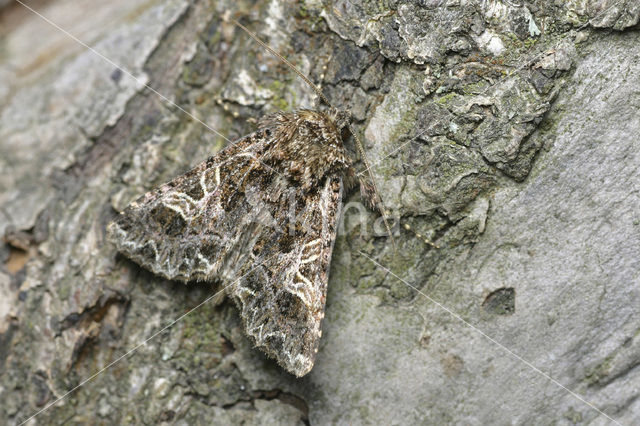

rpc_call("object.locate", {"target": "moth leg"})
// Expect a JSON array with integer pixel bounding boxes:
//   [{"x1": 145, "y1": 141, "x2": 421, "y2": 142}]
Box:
[
  {"x1": 345, "y1": 165, "x2": 384, "y2": 215},
  {"x1": 358, "y1": 174, "x2": 383, "y2": 215}
]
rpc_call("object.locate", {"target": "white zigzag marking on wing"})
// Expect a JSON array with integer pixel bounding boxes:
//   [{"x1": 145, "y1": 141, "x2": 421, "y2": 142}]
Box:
[
  {"x1": 304, "y1": 238, "x2": 322, "y2": 248},
  {"x1": 292, "y1": 273, "x2": 313, "y2": 307},
  {"x1": 200, "y1": 168, "x2": 210, "y2": 197},
  {"x1": 144, "y1": 240, "x2": 159, "y2": 264},
  {"x1": 301, "y1": 254, "x2": 319, "y2": 264},
  {"x1": 196, "y1": 252, "x2": 213, "y2": 274},
  {"x1": 163, "y1": 151, "x2": 266, "y2": 224},
  {"x1": 113, "y1": 225, "x2": 160, "y2": 265},
  {"x1": 162, "y1": 192, "x2": 199, "y2": 222},
  {"x1": 295, "y1": 271, "x2": 313, "y2": 287},
  {"x1": 200, "y1": 166, "x2": 223, "y2": 196}
]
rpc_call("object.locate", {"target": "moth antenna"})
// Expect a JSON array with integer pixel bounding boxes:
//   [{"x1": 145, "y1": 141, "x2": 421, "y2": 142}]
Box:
[
  {"x1": 402, "y1": 223, "x2": 440, "y2": 249},
  {"x1": 231, "y1": 18, "x2": 330, "y2": 106},
  {"x1": 313, "y1": 61, "x2": 330, "y2": 109},
  {"x1": 348, "y1": 126, "x2": 396, "y2": 249},
  {"x1": 231, "y1": 17, "x2": 396, "y2": 249}
]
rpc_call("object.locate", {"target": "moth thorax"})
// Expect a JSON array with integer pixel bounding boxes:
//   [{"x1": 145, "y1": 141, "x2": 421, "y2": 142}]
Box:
[
  {"x1": 278, "y1": 111, "x2": 350, "y2": 183},
  {"x1": 326, "y1": 107, "x2": 350, "y2": 131}
]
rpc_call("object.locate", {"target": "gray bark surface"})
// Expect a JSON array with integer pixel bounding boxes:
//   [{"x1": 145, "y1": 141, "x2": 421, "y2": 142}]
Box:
[{"x1": 0, "y1": 0, "x2": 638, "y2": 424}]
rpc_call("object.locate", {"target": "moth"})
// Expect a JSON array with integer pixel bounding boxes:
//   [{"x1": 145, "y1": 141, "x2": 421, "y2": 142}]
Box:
[{"x1": 107, "y1": 19, "x2": 390, "y2": 377}]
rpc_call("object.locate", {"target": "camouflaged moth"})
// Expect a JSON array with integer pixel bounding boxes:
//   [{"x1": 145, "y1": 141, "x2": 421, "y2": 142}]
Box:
[{"x1": 107, "y1": 19, "x2": 391, "y2": 377}]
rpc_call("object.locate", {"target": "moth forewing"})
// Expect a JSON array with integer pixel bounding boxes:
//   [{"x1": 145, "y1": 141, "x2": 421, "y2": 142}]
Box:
[{"x1": 108, "y1": 108, "x2": 350, "y2": 376}]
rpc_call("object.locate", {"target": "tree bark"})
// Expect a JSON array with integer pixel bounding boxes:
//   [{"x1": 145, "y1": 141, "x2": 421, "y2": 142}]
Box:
[{"x1": 1, "y1": 0, "x2": 639, "y2": 424}]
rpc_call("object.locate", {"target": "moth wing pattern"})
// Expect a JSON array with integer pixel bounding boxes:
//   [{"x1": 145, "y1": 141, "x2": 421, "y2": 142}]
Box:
[
  {"x1": 233, "y1": 176, "x2": 343, "y2": 377},
  {"x1": 108, "y1": 110, "x2": 351, "y2": 376},
  {"x1": 107, "y1": 128, "x2": 279, "y2": 283}
]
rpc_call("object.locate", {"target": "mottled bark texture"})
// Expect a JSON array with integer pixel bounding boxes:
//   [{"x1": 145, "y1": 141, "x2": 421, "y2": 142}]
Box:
[{"x1": 1, "y1": 0, "x2": 639, "y2": 424}]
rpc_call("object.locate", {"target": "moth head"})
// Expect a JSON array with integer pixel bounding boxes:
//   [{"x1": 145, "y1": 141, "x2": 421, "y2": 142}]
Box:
[{"x1": 326, "y1": 107, "x2": 350, "y2": 131}]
